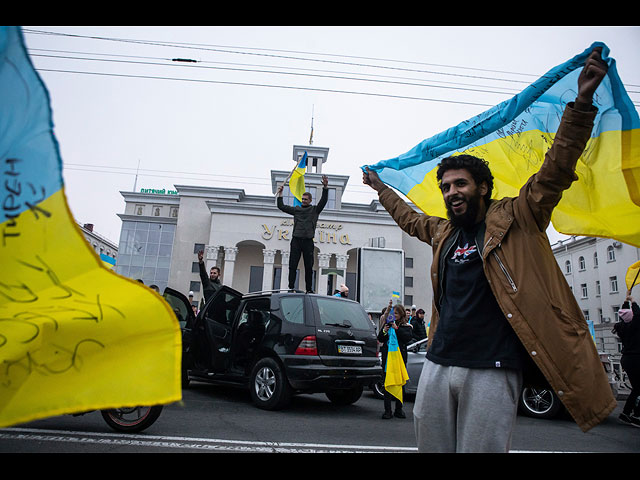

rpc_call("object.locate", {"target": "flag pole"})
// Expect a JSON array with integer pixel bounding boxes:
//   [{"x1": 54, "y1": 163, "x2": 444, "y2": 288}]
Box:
[{"x1": 631, "y1": 268, "x2": 640, "y2": 291}]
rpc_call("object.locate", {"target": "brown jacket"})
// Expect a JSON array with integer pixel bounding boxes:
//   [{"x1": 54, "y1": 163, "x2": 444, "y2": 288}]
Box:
[{"x1": 377, "y1": 103, "x2": 617, "y2": 432}]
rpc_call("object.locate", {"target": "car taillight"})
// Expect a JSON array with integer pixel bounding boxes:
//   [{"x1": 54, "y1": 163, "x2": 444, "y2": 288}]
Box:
[{"x1": 295, "y1": 336, "x2": 318, "y2": 355}]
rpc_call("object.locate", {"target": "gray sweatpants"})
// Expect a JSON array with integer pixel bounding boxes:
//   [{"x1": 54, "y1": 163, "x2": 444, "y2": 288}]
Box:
[{"x1": 413, "y1": 359, "x2": 522, "y2": 453}]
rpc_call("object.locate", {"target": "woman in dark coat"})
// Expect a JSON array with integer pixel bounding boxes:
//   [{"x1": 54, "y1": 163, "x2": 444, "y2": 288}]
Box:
[
  {"x1": 378, "y1": 301, "x2": 413, "y2": 419},
  {"x1": 613, "y1": 290, "x2": 640, "y2": 427}
]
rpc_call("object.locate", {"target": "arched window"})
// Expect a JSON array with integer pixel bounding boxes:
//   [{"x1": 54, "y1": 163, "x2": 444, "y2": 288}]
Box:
[{"x1": 607, "y1": 245, "x2": 615, "y2": 262}]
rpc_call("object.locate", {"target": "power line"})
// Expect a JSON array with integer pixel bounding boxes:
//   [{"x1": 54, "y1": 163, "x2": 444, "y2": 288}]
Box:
[
  {"x1": 63, "y1": 163, "x2": 375, "y2": 194},
  {"x1": 24, "y1": 29, "x2": 640, "y2": 106},
  {"x1": 29, "y1": 47, "x2": 530, "y2": 95},
  {"x1": 24, "y1": 27, "x2": 640, "y2": 91},
  {"x1": 29, "y1": 51, "x2": 524, "y2": 98},
  {"x1": 35, "y1": 67, "x2": 502, "y2": 108},
  {"x1": 23, "y1": 28, "x2": 544, "y2": 85}
]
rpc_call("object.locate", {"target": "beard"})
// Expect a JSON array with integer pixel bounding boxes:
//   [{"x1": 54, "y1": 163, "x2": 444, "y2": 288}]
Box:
[{"x1": 446, "y1": 192, "x2": 482, "y2": 230}]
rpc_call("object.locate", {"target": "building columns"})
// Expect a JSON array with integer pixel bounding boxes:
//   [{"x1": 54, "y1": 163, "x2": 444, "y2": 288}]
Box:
[
  {"x1": 279, "y1": 250, "x2": 290, "y2": 290},
  {"x1": 317, "y1": 252, "x2": 331, "y2": 295},
  {"x1": 205, "y1": 245, "x2": 221, "y2": 273},
  {"x1": 336, "y1": 253, "x2": 349, "y2": 289},
  {"x1": 262, "y1": 249, "x2": 277, "y2": 291},
  {"x1": 222, "y1": 246, "x2": 238, "y2": 287}
]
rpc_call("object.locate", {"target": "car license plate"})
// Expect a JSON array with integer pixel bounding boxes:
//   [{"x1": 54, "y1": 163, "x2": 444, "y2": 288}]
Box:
[{"x1": 338, "y1": 345, "x2": 362, "y2": 354}]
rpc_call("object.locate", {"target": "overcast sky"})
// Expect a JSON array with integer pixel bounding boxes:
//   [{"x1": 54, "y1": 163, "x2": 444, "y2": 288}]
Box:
[{"x1": 21, "y1": 26, "x2": 640, "y2": 246}]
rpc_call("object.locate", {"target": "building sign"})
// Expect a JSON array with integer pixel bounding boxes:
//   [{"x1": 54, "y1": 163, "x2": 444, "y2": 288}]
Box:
[
  {"x1": 261, "y1": 219, "x2": 352, "y2": 245},
  {"x1": 140, "y1": 188, "x2": 178, "y2": 195}
]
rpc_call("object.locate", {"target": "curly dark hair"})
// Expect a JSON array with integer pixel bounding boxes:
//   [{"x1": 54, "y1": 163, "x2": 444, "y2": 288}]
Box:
[{"x1": 436, "y1": 154, "x2": 494, "y2": 205}]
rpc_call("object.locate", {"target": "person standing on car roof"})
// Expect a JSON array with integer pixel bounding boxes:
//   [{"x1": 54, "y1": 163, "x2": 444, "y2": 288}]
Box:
[
  {"x1": 276, "y1": 175, "x2": 329, "y2": 293},
  {"x1": 378, "y1": 300, "x2": 413, "y2": 420},
  {"x1": 197, "y1": 249, "x2": 222, "y2": 302},
  {"x1": 363, "y1": 48, "x2": 616, "y2": 452},
  {"x1": 613, "y1": 290, "x2": 640, "y2": 427}
]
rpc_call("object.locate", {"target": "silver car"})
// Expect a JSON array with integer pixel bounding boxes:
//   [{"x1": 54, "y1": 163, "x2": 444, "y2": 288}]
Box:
[{"x1": 372, "y1": 339, "x2": 619, "y2": 420}]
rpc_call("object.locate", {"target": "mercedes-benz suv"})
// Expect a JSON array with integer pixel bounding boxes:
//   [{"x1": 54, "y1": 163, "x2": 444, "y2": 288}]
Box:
[{"x1": 163, "y1": 286, "x2": 381, "y2": 410}]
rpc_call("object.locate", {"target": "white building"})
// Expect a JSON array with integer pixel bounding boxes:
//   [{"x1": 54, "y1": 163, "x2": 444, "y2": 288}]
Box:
[
  {"x1": 114, "y1": 145, "x2": 433, "y2": 313},
  {"x1": 78, "y1": 222, "x2": 118, "y2": 268},
  {"x1": 552, "y1": 235, "x2": 640, "y2": 356}
]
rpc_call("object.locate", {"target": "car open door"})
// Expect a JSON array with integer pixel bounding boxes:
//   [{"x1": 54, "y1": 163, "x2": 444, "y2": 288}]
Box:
[
  {"x1": 197, "y1": 286, "x2": 243, "y2": 373},
  {"x1": 163, "y1": 287, "x2": 195, "y2": 329}
]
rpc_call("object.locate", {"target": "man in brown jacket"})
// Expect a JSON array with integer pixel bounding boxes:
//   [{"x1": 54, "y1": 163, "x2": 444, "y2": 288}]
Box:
[{"x1": 363, "y1": 48, "x2": 616, "y2": 452}]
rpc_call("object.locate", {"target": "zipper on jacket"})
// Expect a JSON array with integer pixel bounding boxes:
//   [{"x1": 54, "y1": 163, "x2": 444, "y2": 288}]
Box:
[{"x1": 493, "y1": 251, "x2": 518, "y2": 292}]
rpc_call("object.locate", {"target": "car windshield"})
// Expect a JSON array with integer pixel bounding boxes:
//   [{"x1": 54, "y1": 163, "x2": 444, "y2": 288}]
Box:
[{"x1": 315, "y1": 298, "x2": 372, "y2": 330}]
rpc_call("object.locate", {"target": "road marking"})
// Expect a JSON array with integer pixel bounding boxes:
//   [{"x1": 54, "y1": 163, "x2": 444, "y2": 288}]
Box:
[
  {"x1": 0, "y1": 427, "x2": 418, "y2": 453},
  {"x1": 0, "y1": 427, "x2": 589, "y2": 453}
]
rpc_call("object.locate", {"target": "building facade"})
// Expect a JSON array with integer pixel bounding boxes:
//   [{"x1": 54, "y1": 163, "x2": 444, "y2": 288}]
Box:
[
  {"x1": 79, "y1": 222, "x2": 118, "y2": 268},
  {"x1": 114, "y1": 145, "x2": 433, "y2": 313},
  {"x1": 552, "y1": 235, "x2": 640, "y2": 356}
]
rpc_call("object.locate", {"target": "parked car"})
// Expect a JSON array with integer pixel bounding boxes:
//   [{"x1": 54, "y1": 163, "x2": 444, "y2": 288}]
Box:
[
  {"x1": 163, "y1": 287, "x2": 381, "y2": 410},
  {"x1": 371, "y1": 338, "x2": 619, "y2": 421}
]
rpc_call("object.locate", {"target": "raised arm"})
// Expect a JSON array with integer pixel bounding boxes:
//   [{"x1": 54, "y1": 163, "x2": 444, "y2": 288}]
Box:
[
  {"x1": 363, "y1": 167, "x2": 440, "y2": 245},
  {"x1": 517, "y1": 47, "x2": 608, "y2": 231}
]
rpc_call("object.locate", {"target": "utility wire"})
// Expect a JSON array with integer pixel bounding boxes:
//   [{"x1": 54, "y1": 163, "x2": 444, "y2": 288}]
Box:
[
  {"x1": 29, "y1": 47, "x2": 530, "y2": 94},
  {"x1": 29, "y1": 52, "x2": 524, "y2": 98},
  {"x1": 24, "y1": 27, "x2": 640, "y2": 90},
  {"x1": 23, "y1": 28, "x2": 545, "y2": 85},
  {"x1": 63, "y1": 163, "x2": 375, "y2": 194},
  {"x1": 35, "y1": 67, "x2": 502, "y2": 108},
  {"x1": 24, "y1": 30, "x2": 640, "y2": 105}
]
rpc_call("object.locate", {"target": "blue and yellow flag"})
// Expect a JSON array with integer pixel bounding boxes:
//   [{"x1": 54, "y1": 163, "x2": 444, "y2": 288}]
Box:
[
  {"x1": 100, "y1": 253, "x2": 116, "y2": 270},
  {"x1": 289, "y1": 151, "x2": 307, "y2": 206},
  {"x1": 626, "y1": 260, "x2": 640, "y2": 291},
  {"x1": 0, "y1": 26, "x2": 181, "y2": 428},
  {"x1": 364, "y1": 42, "x2": 640, "y2": 247},
  {"x1": 384, "y1": 328, "x2": 409, "y2": 403}
]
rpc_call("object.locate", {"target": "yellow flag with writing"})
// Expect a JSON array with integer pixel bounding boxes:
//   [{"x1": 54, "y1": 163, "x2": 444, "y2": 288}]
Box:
[{"x1": 0, "y1": 26, "x2": 181, "y2": 428}]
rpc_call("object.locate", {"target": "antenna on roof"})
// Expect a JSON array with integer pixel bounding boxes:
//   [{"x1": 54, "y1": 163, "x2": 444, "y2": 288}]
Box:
[{"x1": 309, "y1": 105, "x2": 314, "y2": 146}]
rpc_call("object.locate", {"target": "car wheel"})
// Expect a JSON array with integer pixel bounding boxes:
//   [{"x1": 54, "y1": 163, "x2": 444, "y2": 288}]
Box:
[
  {"x1": 518, "y1": 386, "x2": 562, "y2": 419},
  {"x1": 326, "y1": 385, "x2": 364, "y2": 405},
  {"x1": 371, "y1": 379, "x2": 385, "y2": 400},
  {"x1": 249, "y1": 357, "x2": 292, "y2": 410},
  {"x1": 100, "y1": 406, "x2": 163, "y2": 433}
]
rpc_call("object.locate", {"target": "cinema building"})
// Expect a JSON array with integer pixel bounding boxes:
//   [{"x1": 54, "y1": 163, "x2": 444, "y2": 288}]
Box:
[{"x1": 114, "y1": 145, "x2": 433, "y2": 313}]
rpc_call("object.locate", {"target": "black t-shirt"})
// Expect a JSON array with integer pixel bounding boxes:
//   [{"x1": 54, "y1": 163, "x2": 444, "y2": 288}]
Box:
[{"x1": 427, "y1": 222, "x2": 525, "y2": 370}]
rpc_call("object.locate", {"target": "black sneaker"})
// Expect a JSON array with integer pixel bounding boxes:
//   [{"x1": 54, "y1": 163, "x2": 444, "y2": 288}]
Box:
[
  {"x1": 394, "y1": 409, "x2": 406, "y2": 419},
  {"x1": 619, "y1": 413, "x2": 640, "y2": 427},
  {"x1": 381, "y1": 411, "x2": 393, "y2": 419}
]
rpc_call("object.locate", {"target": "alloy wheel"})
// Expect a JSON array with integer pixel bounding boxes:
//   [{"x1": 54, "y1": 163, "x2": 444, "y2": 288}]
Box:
[{"x1": 255, "y1": 366, "x2": 276, "y2": 401}]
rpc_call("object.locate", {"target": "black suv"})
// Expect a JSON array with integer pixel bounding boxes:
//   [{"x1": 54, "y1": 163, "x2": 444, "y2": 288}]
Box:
[{"x1": 163, "y1": 286, "x2": 381, "y2": 410}]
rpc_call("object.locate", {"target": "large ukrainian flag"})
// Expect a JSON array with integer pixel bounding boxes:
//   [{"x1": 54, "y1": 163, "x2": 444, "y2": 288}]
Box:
[
  {"x1": 0, "y1": 26, "x2": 181, "y2": 428},
  {"x1": 364, "y1": 42, "x2": 640, "y2": 247}
]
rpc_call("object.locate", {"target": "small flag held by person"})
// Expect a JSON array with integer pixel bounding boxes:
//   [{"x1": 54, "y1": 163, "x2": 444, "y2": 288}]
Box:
[{"x1": 289, "y1": 151, "x2": 308, "y2": 206}]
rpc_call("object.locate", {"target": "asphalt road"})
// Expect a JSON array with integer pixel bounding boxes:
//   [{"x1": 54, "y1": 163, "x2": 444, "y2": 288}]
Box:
[{"x1": 1, "y1": 382, "x2": 639, "y2": 453}]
